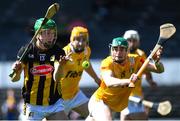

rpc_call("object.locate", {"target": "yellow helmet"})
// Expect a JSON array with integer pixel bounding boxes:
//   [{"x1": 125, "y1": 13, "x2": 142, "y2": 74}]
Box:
[{"x1": 70, "y1": 26, "x2": 89, "y2": 42}]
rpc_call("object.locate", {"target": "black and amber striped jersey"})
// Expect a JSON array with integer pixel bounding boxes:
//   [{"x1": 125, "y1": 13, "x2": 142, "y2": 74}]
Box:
[{"x1": 17, "y1": 43, "x2": 65, "y2": 106}]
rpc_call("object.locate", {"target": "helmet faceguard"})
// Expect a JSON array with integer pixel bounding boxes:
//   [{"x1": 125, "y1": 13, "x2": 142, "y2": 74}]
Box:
[
  {"x1": 34, "y1": 18, "x2": 57, "y2": 49},
  {"x1": 70, "y1": 26, "x2": 89, "y2": 53},
  {"x1": 109, "y1": 37, "x2": 128, "y2": 63},
  {"x1": 123, "y1": 30, "x2": 140, "y2": 41},
  {"x1": 123, "y1": 30, "x2": 140, "y2": 52}
]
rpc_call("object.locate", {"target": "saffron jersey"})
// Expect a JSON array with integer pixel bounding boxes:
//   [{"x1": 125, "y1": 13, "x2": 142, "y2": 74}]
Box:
[
  {"x1": 94, "y1": 55, "x2": 144, "y2": 112},
  {"x1": 129, "y1": 49, "x2": 146, "y2": 97},
  {"x1": 60, "y1": 44, "x2": 91, "y2": 100}
]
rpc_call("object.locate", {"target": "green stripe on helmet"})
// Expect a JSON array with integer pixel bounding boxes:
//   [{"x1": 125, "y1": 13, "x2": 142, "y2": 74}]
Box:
[{"x1": 34, "y1": 18, "x2": 57, "y2": 31}]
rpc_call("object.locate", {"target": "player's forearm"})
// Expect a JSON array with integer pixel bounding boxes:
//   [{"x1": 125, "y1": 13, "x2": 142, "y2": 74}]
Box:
[
  {"x1": 147, "y1": 61, "x2": 164, "y2": 73},
  {"x1": 144, "y1": 72, "x2": 156, "y2": 86},
  {"x1": 11, "y1": 70, "x2": 22, "y2": 82},
  {"x1": 53, "y1": 62, "x2": 64, "y2": 82},
  {"x1": 145, "y1": 72, "x2": 153, "y2": 82},
  {"x1": 10, "y1": 61, "x2": 23, "y2": 82},
  {"x1": 85, "y1": 64, "x2": 100, "y2": 85},
  {"x1": 103, "y1": 76, "x2": 130, "y2": 88}
]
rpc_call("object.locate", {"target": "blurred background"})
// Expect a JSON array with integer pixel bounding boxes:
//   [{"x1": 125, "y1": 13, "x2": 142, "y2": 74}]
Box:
[{"x1": 0, "y1": 0, "x2": 180, "y2": 120}]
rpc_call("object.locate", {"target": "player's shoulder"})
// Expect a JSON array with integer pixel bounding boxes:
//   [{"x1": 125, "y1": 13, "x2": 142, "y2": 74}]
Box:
[
  {"x1": 128, "y1": 53, "x2": 144, "y2": 64},
  {"x1": 84, "y1": 46, "x2": 91, "y2": 55},
  {"x1": 128, "y1": 53, "x2": 139, "y2": 58},
  {"x1": 63, "y1": 44, "x2": 71, "y2": 53},
  {"x1": 101, "y1": 56, "x2": 113, "y2": 64},
  {"x1": 17, "y1": 43, "x2": 34, "y2": 58},
  {"x1": 100, "y1": 56, "x2": 113, "y2": 70},
  {"x1": 136, "y1": 49, "x2": 146, "y2": 56},
  {"x1": 18, "y1": 43, "x2": 34, "y2": 51},
  {"x1": 86, "y1": 46, "x2": 91, "y2": 51}
]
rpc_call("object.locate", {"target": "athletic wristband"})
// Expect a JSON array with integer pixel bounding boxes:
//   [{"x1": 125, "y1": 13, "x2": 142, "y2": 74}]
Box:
[
  {"x1": 155, "y1": 60, "x2": 161, "y2": 66},
  {"x1": 155, "y1": 61, "x2": 164, "y2": 72}
]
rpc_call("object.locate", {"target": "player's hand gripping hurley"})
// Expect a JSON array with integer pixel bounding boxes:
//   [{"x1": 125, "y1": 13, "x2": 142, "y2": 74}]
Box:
[
  {"x1": 9, "y1": 3, "x2": 60, "y2": 78},
  {"x1": 129, "y1": 23, "x2": 176, "y2": 87}
]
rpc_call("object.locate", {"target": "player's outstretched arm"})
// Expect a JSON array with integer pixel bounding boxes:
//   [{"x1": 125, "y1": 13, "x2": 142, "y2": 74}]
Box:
[
  {"x1": 10, "y1": 61, "x2": 23, "y2": 82},
  {"x1": 84, "y1": 62, "x2": 101, "y2": 86}
]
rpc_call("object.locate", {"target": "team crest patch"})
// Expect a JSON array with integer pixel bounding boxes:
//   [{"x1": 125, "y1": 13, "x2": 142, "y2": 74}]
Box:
[{"x1": 31, "y1": 65, "x2": 54, "y2": 76}]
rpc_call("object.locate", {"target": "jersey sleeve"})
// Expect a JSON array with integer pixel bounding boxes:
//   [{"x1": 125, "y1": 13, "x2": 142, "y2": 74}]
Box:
[
  {"x1": 17, "y1": 46, "x2": 25, "y2": 60},
  {"x1": 86, "y1": 46, "x2": 91, "y2": 60},
  {"x1": 141, "y1": 53, "x2": 147, "y2": 61},
  {"x1": 17, "y1": 44, "x2": 32, "y2": 63},
  {"x1": 138, "y1": 56, "x2": 145, "y2": 69},
  {"x1": 55, "y1": 46, "x2": 66, "y2": 61},
  {"x1": 137, "y1": 49, "x2": 147, "y2": 59}
]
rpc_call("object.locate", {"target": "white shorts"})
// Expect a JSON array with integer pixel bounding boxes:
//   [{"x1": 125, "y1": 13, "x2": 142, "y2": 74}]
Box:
[
  {"x1": 88, "y1": 95, "x2": 111, "y2": 120},
  {"x1": 25, "y1": 99, "x2": 64, "y2": 121},
  {"x1": 64, "y1": 90, "x2": 89, "y2": 114},
  {"x1": 121, "y1": 96, "x2": 145, "y2": 115}
]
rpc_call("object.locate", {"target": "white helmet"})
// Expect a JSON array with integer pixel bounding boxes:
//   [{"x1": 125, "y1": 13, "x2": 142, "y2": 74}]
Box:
[{"x1": 123, "y1": 30, "x2": 140, "y2": 42}]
